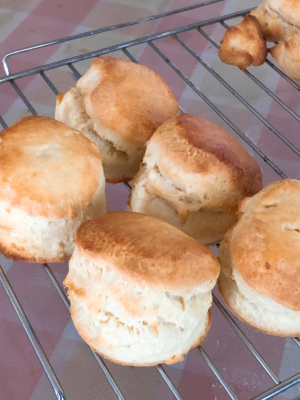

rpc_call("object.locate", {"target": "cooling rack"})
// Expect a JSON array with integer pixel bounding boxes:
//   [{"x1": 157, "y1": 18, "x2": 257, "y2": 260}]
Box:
[{"x1": 0, "y1": 1, "x2": 300, "y2": 399}]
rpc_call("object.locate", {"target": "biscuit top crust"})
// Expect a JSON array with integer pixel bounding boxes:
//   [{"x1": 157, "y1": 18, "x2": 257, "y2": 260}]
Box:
[
  {"x1": 150, "y1": 113, "x2": 263, "y2": 198},
  {"x1": 76, "y1": 211, "x2": 220, "y2": 292},
  {"x1": 0, "y1": 116, "x2": 102, "y2": 219},
  {"x1": 77, "y1": 56, "x2": 180, "y2": 146}
]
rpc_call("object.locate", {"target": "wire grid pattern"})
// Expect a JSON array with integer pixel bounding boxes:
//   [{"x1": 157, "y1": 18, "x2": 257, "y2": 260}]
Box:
[{"x1": 0, "y1": 2, "x2": 300, "y2": 399}]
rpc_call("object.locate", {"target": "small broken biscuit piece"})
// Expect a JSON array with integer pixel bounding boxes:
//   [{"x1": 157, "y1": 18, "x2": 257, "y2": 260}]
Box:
[
  {"x1": 250, "y1": 0, "x2": 300, "y2": 42},
  {"x1": 270, "y1": 33, "x2": 300, "y2": 80},
  {"x1": 219, "y1": 15, "x2": 267, "y2": 70},
  {"x1": 219, "y1": 15, "x2": 267, "y2": 69}
]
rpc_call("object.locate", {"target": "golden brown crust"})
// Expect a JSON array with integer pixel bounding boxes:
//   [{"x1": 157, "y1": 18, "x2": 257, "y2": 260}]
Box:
[
  {"x1": 84, "y1": 57, "x2": 180, "y2": 146},
  {"x1": 76, "y1": 211, "x2": 220, "y2": 291},
  {"x1": 250, "y1": 4, "x2": 288, "y2": 41},
  {"x1": 270, "y1": 33, "x2": 300, "y2": 80},
  {"x1": 0, "y1": 116, "x2": 102, "y2": 219},
  {"x1": 105, "y1": 176, "x2": 132, "y2": 184},
  {"x1": 217, "y1": 279, "x2": 300, "y2": 337},
  {"x1": 221, "y1": 179, "x2": 300, "y2": 311},
  {"x1": 127, "y1": 195, "x2": 132, "y2": 211},
  {"x1": 218, "y1": 15, "x2": 267, "y2": 70},
  {"x1": 56, "y1": 93, "x2": 64, "y2": 107},
  {"x1": 150, "y1": 114, "x2": 262, "y2": 199},
  {"x1": 251, "y1": 0, "x2": 300, "y2": 41},
  {"x1": 71, "y1": 306, "x2": 211, "y2": 366}
]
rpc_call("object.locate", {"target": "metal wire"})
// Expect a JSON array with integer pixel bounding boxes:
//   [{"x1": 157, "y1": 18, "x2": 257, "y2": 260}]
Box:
[
  {"x1": 10, "y1": 80, "x2": 37, "y2": 115},
  {"x1": 0, "y1": 8, "x2": 253, "y2": 84},
  {"x1": 0, "y1": 265, "x2": 66, "y2": 400},
  {"x1": 39, "y1": 71, "x2": 59, "y2": 95},
  {"x1": 2, "y1": 0, "x2": 225, "y2": 76},
  {"x1": 1, "y1": 5, "x2": 300, "y2": 400},
  {"x1": 122, "y1": 48, "x2": 137, "y2": 63},
  {"x1": 198, "y1": 347, "x2": 238, "y2": 400},
  {"x1": 43, "y1": 264, "x2": 126, "y2": 400},
  {"x1": 68, "y1": 63, "x2": 82, "y2": 79},
  {"x1": 212, "y1": 295, "x2": 280, "y2": 384},
  {"x1": 0, "y1": 114, "x2": 7, "y2": 128},
  {"x1": 124, "y1": 182, "x2": 132, "y2": 191},
  {"x1": 265, "y1": 59, "x2": 300, "y2": 91},
  {"x1": 292, "y1": 337, "x2": 300, "y2": 348},
  {"x1": 252, "y1": 373, "x2": 300, "y2": 400},
  {"x1": 156, "y1": 365, "x2": 184, "y2": 400}
]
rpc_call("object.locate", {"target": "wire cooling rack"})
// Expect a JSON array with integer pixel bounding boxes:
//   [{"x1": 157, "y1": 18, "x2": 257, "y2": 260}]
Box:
[{"x1": 1, "y1": 1, "x2": 300, "y2": 399}]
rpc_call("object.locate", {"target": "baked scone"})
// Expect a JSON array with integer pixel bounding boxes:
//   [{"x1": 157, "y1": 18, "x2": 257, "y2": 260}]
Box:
[
  {"x1": 64, "y1": 211, "x2": 220, "y2": 366},
  {"x1": 218, "y1": 179, "x2": 300, "y2": 337},
  {"x1": 55, "y1": 57, "x2": 180, "y2": 183},
  {"x1": 129, "y1": 114, "x2": 263, "y2": 246},
  {"x1": 270, "y1": 33, "x2": 300, "y2": 80},
  {"x1": 250, "y1": 0, "x2": 300, "y2": 41},
  {"x1": 219, "y1": 15, "x2": 267, "y2": 70},
  {"x1": 0, "y1": 116, "x2": 106, "y2": 263}
]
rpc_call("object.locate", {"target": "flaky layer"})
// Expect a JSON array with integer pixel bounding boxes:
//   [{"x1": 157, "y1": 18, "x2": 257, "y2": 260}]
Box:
[
  {"x1": 130, "y1": 114, "x2": 262, "y2": 244},
  {"x1": 55, "y1": 87, "x2": 143, "y2": 183},
  {"x1": 65, "y1": 249, "x2": 213, "y2": 365},
  {"x1": 218, "y1": 270, "x2": 300, "y2": 337},
  {"x1": 0, "y1": 172, "x2": 106, "y2": 263},
  {"x1": 270, "y1": 33, "x2": 300, "y2": 80},
  {"x1": 130, "y1": 164, "x2": 236, "y2": 245}
]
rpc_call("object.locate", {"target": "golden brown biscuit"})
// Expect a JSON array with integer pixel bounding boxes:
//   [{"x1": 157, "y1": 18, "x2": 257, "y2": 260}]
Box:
[
  {"x1": 55, "y1": 57, "x2": 180, "y2": 183},
  {"x1": 64, "y1": 211, "x2": 220, "y2": 365},
  {"x1": 270, "y1": 33, "x2": 300, "y2": 80},
  {"x1": 0, "y1": 116, "x2": 106, "y2": 263},
  {"x1": 219, "y1": 15, "x2": 267, "y2": 70},
  {"x1": 130, "y1": 114, "x2": 263, "y2": 245},
  {"x1": 218, "y1": 179, "x2": 300, "y2": 336}
]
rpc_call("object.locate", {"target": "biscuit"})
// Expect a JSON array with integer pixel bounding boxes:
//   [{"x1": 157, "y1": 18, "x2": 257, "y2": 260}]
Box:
[
  {"x1": 218, "y1": 179, "x2": 300, "y2": 336},
  {"x1": 0, "y1": 116, "x2": 106, "y2": 262},
  {"x1": 55, "y1": 57, "x2": 179, "y2": 183},
  {"x1": 64, "y1": 211, "x2": 220, "y2": 365},
  {"x1": 130, "y1": 114, "x2": 263, "y2": 245},
  {"x1": 219, "y1": 15, "x2": 267, "y2": 70}
]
